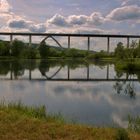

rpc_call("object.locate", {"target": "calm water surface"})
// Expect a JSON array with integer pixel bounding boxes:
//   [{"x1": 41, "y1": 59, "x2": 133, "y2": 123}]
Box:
[{"x1": 0, "y1": 59, "x2": 139, "y2": 128}]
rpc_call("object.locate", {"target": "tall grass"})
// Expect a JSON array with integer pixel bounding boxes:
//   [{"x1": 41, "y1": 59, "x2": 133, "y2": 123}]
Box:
[
  {"x1": 0, "y1": 101, "x2": 65, "y2": 124},
  {"x1": 128, "y1": 115, "x2": 140, "y2": 133}
]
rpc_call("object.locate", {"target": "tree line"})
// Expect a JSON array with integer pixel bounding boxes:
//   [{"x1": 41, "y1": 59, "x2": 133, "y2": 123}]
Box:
[
  {"x1": 0, "y1": 39, "x2": 93, "y2": 59},
  {"x1": 114, "y1": 40, "x2": 140, "y2": 59},
  {"x1": 1, "y1": 38, "x2": 140, "y2": 59}
]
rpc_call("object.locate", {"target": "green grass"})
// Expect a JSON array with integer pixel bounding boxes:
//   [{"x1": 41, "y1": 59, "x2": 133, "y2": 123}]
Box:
[
  {"x1": 115, "y1": 60, "x2": 140, "y2": 72},
  {"x1": 0, "y1": 101, "x2": 65, "y2": 124},
  {"x1": 0, "y1": 102, "x2": 139, "y2": 140}
]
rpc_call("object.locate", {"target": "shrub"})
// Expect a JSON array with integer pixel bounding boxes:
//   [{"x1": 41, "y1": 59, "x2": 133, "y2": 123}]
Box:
[{"x1": 115, "y1": 128, "x2": 130, "y2": 140}]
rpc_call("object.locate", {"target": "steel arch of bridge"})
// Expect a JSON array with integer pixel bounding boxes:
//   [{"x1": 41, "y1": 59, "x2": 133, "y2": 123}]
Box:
[{"x1": 40, "y1": 35, "x2": 63, "y2": 48}]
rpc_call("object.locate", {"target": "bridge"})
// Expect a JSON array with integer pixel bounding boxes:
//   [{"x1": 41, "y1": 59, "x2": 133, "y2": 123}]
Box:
[{"x1": 0, "y1": 32, "x2": 140, "y2": 52}]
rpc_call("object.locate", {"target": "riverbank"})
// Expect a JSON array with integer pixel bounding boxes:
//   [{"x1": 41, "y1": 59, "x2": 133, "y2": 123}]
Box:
[{"x1": 0, "y1": 103, "x2": 139, "y2": 140}]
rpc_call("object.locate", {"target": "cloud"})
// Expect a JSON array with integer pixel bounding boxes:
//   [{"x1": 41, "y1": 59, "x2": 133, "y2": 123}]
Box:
[
  {"x1": 0, "y1": 0, "x2": 11, "y2": 12},
  {"x1": 0, "y1": 0, "x2": 46, "y2": 33},
  {"x1": 8, "y1": 19, "x2": 29, "y2": 29},
  {"x1": 121, "y1": 0, "x2": 140, "y2": 6},
  {"x1": 29, "y1": 24, "x2": 46, "y2": 32},
  {"x1": 68, "y1": 15, "x2": 89, "y2": 25},
  {"x1": 47, "y1": 12, "x2": 105, "y2": 27},
  {"x1": 89, "y1": 12, "x2": 105, "y2": 25},
  {"x1": 47, "y1": 14, "x2": 69, "y2": 27},
  {"x1": 107, "y1": 5, "x2": 140, "y2": 21},
  {"x1": 72, "y1": 28, "x2": 107, "y2": 34},
  {"x1": 8, "y1": 18, "x2": 46, "y2": 32}
]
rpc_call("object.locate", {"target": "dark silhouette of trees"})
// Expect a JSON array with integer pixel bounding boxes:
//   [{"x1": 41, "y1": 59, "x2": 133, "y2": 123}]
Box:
[{"x1": 38, "y1": 41, "x2": 50, "y2": 58}]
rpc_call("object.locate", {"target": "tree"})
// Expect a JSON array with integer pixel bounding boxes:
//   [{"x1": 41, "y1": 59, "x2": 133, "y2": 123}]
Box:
[
  {"x1": 20, "y1": 47, "x2": 38, "y2": 59},
  {"x1": 0, "y1": 41, "x2": 10, "y2": 56},
  {"x1": 11, "y1": 39, "x2": 26, "y2": 57},
  {"x1": 114, "y1": 42, "x2": 124, "y2": 59},
  {"x1": 38, "y1": 41, "x2": 50, "y2": 58}
]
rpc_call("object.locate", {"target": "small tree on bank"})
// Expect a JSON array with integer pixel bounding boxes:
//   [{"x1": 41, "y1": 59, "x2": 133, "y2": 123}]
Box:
[{"x1": 115, "y1": 42, "x2": 124, "y2": 59}]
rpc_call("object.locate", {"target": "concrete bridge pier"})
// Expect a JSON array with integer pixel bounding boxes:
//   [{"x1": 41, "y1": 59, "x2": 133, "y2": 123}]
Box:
[
  {"x1": 29, "y1": 35, "x2": 32, "y2": 47},
  {"x1": 88, "y1": 37, "x2": 90, "y2": 51},
  {"x1": 127, "y1": 37, "x2": 130, "y2": 48},
  {"x1": 68, "y1": 36, "x2": 70, "y2": 49},
  {"x1": 107, "y1": 37, "x2": 110, "y2": 53},
  {"x1": 10, "y1": 35, "x2": 13, "y2": 55},
  {"x1": 10, "y1": 34, "x2": 13, "y2": 44}
]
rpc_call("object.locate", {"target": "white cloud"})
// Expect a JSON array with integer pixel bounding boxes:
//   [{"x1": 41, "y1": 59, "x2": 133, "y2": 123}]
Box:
[
  {"x1": 89, "y1": 12, "x2": 105, "y2": 25},
  {"x1": 68, "y1": 15, "x2": 88, "y2": 25},
  {"x1": 47, "y1": 12, "x2": 105, "y2": 27},
  {"x1": 107, "y1": 5, "x2": 140, "y2": 21},
  {"x1": 0, "y1": 0, "x2": 11, "y2": 12},
  {"x1": 0, "y1": 0, "x2": 137, "y2": 34},
  {"x1": 47, "y1": 14, "x2": 69, "y2": 27},
  {"x1": 0, "y1": 0, "x2": 46, "y2": 32}
]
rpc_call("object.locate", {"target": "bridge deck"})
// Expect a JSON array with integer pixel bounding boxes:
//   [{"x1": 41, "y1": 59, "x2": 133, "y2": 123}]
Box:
[{"x1": 0, "y1": 32, "x2": 140, "y2": 38}]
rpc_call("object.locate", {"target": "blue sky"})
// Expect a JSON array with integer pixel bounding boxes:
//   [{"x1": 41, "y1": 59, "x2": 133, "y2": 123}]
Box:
[{"x1": 0, "y1": 0, "x2": 140, "y2": 34}]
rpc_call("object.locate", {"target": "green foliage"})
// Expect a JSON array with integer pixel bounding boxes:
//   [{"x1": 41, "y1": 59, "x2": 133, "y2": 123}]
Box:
[
  {"x1": 0, "y1": 40, "x2": 10, "y2": 56},
  {"x1": 115, "y1": 40, "x2": 140, "y2": 59},
  {"x1": 0, "y1": 101, "x2": 43, "y2": 120},
  {"x1": 48, "y1": 47, "x2": 62, "y2": 57},
  {"x1": 128, "y1": 116, "x2": 140, "y2": 133},
  {"x1": 11, "y1": 39, "x2": 26, "y2": 57},
  {"x1": 0, "y1": 61, "x2": 10, "y2": 75},
  {"x1": 0, "y1": 101, "x2": 66, "y2": 124},
  {"x1": 38, "y1": 41, "x2": 50, "y2": 58},
  {"x1": 20, "y1": 47, "x2": 38, "y2": 59},
  {"x1": 115, "y1": 42, "x2": 125, "y2": 59},
  {"x1": 115, "y1": 61, "x2": 140, "y2": 72},
  {"x1": 115, "y1": 129, "x2": 130, "y2": 140},
  {"x1": 63, "y1": 48, "x2": 86, "y2": 58}
]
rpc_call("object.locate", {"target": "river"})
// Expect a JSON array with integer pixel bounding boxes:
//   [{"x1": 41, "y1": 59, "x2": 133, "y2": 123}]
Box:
[{"x1": 0, "y1": 59, "x2": 139, "y2": 128}]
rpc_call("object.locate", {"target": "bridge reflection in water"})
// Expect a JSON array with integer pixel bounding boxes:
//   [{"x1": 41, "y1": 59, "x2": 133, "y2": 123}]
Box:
[{"x1": 3, "y1": 62, "x2": 138, "y2": 82}]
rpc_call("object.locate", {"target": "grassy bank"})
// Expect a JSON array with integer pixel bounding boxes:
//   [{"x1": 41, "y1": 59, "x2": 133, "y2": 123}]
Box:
[
  {"x1": 115, "y1": 59, "x2": 140, "y2": 72},
  {"x1": 0, "y1": 102, "x2": 139, "y2": 140}
]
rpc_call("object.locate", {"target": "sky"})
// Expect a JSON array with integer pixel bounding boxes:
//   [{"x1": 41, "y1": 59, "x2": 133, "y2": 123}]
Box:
[{"x1": 0, "y1": 0, "x2": 140, "y2": 34}]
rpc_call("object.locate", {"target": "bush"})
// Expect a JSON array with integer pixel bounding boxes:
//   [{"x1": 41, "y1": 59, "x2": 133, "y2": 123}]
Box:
[{"x1": 115, "y1": 129, "x2": 130, "y2": 140}]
